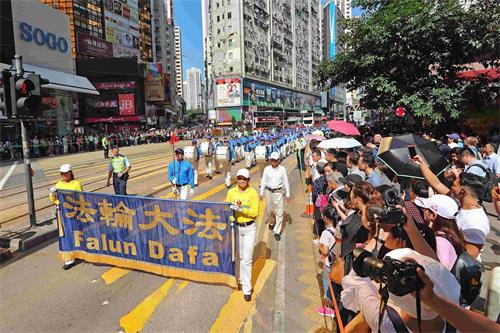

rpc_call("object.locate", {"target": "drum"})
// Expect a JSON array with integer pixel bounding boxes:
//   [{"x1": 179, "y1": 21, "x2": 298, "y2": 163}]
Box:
[
  {"x1": 184, "y1": 146, "x2": 198, "y2": 162},
  {"x1": 200, "y1": 142, "x2": 210, "y2": 156},
  {"x1": 255, "y1": 146, "x2": 267, "y2": 162},
  {"x1": 216, "y1": 146, "x2": 229, "y2": 163}
]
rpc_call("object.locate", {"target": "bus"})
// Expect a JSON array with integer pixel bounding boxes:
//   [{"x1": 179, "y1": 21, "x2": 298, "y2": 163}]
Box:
[{"x1": 301, "y1": 110, "x2": 325, "y2": 127}]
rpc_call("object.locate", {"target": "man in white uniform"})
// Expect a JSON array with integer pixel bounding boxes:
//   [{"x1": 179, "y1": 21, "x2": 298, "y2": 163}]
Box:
[{"x1": 260, "y1": 152, "x2": 290, "y2": 241}]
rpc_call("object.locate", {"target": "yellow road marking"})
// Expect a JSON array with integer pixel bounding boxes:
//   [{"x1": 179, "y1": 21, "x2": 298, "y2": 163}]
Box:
[
  {"x1": 174, "y1": 281, "x2": 189, "y2": 295},
  {"x1": 101, "y1": 267, "x2": 131, "y2": 285},
  {"x1": 208, "y1": 259, "x2": 277, "y2": 333},
  {"x1": 119, "y1": 279, "x2": 175, "y2": 333}
]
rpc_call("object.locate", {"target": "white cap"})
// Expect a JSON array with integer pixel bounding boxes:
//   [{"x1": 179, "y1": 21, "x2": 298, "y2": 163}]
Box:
[
  {"x1": 270, "y1": 152, "x2": 280, "y2": 160},
  {"x1": 236, "y1": 168, "x2": 250, "y2": 179},
  {"x1": 59, "y1": 164, "x2": 72, "y2": 173},
  {"x1": 414, "y1": 194, "x2": 459, "y2": 219}
]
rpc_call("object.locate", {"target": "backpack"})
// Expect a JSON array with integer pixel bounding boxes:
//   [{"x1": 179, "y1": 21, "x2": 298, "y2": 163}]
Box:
[
  {"x1": 464, "y1": 163, "x2": 499, "y2": 202},
  {"x1": 451, "y1": 251, "x2": 483, "y2": 307}
]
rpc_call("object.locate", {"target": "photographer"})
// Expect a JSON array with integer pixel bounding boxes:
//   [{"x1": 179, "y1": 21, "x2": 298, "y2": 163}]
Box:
[
  {"x1": 413, "y1": 155, "x2": 490, "y2": 260},
  {"x1": 341, "y1": 248, "x2": 461, "y2": 333}
]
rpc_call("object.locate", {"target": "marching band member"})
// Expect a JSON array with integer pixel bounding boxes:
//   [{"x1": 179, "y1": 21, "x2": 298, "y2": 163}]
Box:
[
  {"x1": 260, "y1": 152, "x2": 290, "y2": 241},
  {"x1": 168, "y1": 148, "x2": 195, "y2": 200},
  {"x1": 201, "y1": 137, "x2": 214, "y2": 179},
  {"x1": 190, "y1": 140, "x2": 202, "y2": 186}
]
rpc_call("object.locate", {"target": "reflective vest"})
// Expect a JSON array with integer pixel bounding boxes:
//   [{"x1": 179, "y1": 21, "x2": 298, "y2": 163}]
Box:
[{"x1": 111, "y1": 155, "x2": 126, "y2": 173}]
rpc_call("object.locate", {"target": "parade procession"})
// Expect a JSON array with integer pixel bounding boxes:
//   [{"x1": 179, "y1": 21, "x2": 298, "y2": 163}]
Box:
[{"x1": 0, "y1": 0, "x2": 499, "y2": 333}]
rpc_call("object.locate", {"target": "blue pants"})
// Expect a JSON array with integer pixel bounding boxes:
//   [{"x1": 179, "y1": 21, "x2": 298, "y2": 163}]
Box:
[{"x1": 113, "y1": 173, "x2": 128, "y2": 195}]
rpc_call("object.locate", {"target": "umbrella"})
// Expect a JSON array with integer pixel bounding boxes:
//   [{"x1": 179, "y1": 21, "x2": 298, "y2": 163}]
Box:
[
  {"x1": 317, "y1": 137, "x2": 362, "y2": 149},
  {"x1": 377, "y1": 134, "x2": 450, "y2": 179},
  {"x1": 326, "y1": 120, "x2": 360, "y2": 136},
  {"x1": 305, "y1": 134, "x2": 326, "y2": 142}
]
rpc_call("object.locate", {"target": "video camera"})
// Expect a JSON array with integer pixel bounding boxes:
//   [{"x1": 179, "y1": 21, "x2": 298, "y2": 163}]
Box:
[
  {"x1": 379, "y1": 187, "x2": 406, "y2": 225},
  {"x1": 352, "y1": 248, "x2": 424, "y2": 297}
]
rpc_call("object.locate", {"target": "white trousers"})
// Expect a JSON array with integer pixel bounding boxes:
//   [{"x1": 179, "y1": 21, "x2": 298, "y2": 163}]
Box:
[
  {"x1": 173, "y1": 185, "x2": 190, "y2": 200},
  {"x1": 238, "y1": 223, "x2": 256, "y2": 295},
  {"x1": 193, "y1": 160, "x2": 199, "y2": 185},
  {"x1": 244, "y1": 151, "x2": 254, "y2": 169},
  {"x1": 223, "y1": 163, "x2": 232, "y2": 187},
  {"x1": 264, "y1": 189, "x2": 285, "y2": 235},
  {"x1": 204, "y1": 156, "x2": 213, "y2": 176}
]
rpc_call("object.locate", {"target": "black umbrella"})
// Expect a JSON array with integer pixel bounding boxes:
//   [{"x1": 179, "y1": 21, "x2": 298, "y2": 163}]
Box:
[{"x1": 377, "y1": 134, "x2": 449, "y2": 179}]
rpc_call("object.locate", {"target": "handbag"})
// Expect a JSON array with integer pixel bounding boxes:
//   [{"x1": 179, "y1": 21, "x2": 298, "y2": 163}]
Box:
[{"x1": 329, "y1": 255, "x2": 345, "y2": 284}]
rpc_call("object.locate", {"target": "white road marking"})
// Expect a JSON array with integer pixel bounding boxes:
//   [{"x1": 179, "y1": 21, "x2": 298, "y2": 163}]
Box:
[{"x1": 0, "y1": 161, "x2": 18, "y2": 190}]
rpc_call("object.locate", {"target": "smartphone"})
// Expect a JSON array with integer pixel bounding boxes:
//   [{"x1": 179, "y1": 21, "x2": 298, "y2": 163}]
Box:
[{"x1": 408, "y1": 145, "x2": 417, "y2": 158}]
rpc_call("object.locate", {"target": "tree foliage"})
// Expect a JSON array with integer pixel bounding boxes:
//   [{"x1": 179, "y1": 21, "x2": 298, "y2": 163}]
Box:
[{"x1": 317, "y1": 0, "x2": 499, "y2": 123}]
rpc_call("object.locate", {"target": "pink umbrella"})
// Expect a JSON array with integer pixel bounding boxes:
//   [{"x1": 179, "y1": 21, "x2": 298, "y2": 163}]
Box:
[
  {"x1": 326, "y1": 120, "x2": 361, "y2": 136},
  {"x1": 305, "y1": 134, "x2": 325, "y2": 141}
]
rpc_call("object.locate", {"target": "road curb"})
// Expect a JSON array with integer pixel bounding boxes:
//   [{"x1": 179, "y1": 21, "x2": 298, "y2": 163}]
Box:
[{"x1": 0, "y1": 218, "x2": 58, "y2": 253}]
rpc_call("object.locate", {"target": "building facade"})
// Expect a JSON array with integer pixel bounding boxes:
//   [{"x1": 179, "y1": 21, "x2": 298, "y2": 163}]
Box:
[
  {"x1": 322, "y1": 0, "x2": 346, "y2": 119},
  {"x1": 185, "y1": 68, "x2": 202, "y2": 111},
  {"x1": 174, "y1": 26, "x2": 183, "y2": 97},
  {"x1": 206, "y1": 0, "x2": 322, "y2": 127}
]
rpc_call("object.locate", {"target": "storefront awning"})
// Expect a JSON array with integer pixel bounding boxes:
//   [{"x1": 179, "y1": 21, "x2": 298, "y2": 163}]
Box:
[{"x1": 11, "y1": 64, "x2": 99, "y2": 95}]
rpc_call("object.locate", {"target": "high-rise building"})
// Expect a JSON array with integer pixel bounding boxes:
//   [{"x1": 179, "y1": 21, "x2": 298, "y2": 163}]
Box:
[
  {"x1": 151, "y1": 0, "x2": 176, "y2": 106},
  {"x1": 185, "y1": 68, "x2": 202, "y2": 111},
  {"x1": 174, "y1": 26, "x2": 183, "y2": 97},
  {"x1": 322, "y1": 0, "x2": 346, "y2": 118},
  {"x1": 335, "y1": 0, "x2": 352, "y2": 19},
  {"x1": 206, "y1": 0, "x2": 323, "y2": 127}
]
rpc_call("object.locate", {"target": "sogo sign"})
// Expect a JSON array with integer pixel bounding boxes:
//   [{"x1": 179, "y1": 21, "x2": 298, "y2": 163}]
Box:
[{"x1": 19, "y1": 22, "x2": 69, "y2": 53}]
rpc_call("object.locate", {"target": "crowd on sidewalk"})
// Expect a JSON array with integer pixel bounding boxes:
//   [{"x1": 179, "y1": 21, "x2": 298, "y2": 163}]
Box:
[
  {"x1": 304, "y1": 129, "x2": 500, "y2": 332},
  {"x1": 0, "y1": 127, "x2": 231, "y2": 161}
]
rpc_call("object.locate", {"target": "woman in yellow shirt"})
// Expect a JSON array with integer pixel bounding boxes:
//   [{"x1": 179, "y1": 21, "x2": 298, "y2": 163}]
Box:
[
  {"x1": 225, "y1": 168, "x2": 259, "y2": 302},
  {"x1": 49, "y1": 163, "x2": 83, "y2": 270}
]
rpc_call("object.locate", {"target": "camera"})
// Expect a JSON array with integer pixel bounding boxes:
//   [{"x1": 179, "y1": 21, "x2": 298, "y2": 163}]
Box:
[
  {"x1": 379, "y1": 187, "x2": 406, "y2": 225},
  {"x1": 352, "y1": 248, "x2": 424, "y2": 296}
]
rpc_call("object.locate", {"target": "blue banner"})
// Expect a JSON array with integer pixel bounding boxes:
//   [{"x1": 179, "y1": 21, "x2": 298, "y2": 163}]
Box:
[{"x1": 57, "y1": 190, "x2": 237, "y2": 287}]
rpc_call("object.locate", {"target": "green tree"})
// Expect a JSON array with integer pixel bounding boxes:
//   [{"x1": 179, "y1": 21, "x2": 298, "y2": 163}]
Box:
[{"x1": 317, "y1": 0, "x2": 499, "y2": 123}]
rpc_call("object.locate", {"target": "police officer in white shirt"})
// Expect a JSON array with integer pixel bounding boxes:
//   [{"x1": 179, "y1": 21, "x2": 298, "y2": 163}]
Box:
[{"x1": 260, "y1": 152, "x2": 290, "y2": 241}]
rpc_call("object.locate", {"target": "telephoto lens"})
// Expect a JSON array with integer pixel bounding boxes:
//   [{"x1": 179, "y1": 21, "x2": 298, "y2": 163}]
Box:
[{"x1": 352, "y1": 248, "x2": 424, "y2": 297}]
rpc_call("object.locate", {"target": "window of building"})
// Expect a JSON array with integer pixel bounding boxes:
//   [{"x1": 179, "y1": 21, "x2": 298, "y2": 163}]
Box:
[
  {"x1": 217, "y1": 15, "x2": 220, "y2": 22},
  {"x1": 217, "y1": 28, "x2": 220, "y2": 35},
  {"x1": 227, "y1": 52, "x2": 233, "y2": 60},
  {"x1": 222, "y1": 13, "x2": 224, "y2": 19},
  {"x1": 228, "y1": 12, "x2": 231, "y2": 19},
  {"x1": 228, "y1": 39, "x2": 233, "y2": 46}
]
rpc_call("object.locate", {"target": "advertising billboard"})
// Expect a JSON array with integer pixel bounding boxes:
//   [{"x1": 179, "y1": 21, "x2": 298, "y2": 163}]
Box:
[
  {"x1": 144, "y1": 63, "x2": 165, "y2": 102},
  {"x1": 77, "y1": 32, "x2": 113, "y2": 58},
  {"x1": 217, "y1": 108, "x2": 242, "y2": 123},
  {"x1": 329, "y1": 3, "x2": 336, "y2": 60},
  {"x1": 104, "y1": 0, "x2": 140, "y2": 59},
  {"x1": 216, "y1": 78, "x2": 241, "y2": 107},
  {"x1": 11, "y1": 0, "x2": 73, "y2": 73},
  {"x1": 242, "y1": 79, "x2": 320, "y2": 111},
  {"x1": 118, "y1": 93, "x2": 135, "y2": 116}
]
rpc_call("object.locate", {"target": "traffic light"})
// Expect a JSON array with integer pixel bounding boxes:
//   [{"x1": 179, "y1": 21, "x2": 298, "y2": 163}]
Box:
[{"x1": 0, "y1": 70, "x2": 12, "y2": 118}]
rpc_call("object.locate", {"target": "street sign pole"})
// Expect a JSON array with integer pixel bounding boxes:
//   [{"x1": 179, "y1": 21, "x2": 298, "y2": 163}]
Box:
[{"x1": 15, "y1": 55, "x2": 37, "y2": 227}]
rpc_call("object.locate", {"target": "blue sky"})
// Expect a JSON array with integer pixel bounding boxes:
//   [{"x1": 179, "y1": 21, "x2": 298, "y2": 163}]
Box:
[{"x1": 174, "y1": 1, "x2": 362, "y2": 79}]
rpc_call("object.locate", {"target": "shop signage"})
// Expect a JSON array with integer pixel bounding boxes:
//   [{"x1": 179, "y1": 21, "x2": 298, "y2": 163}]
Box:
[
  {"x1": 256, "y1": 117, "x2": 279, "y2": 123},
  {"x1": 77, "y1": 32, "x2": 113, "y2": 58},
  {"x1": 144, "y1": 63, "x2": 165, "y2": 102},
  {"x1": 216, "y1": 78, "x2": 241, "y2": 108},
  {"x1": 94, "y1": 81, "x2": 136, "y2": 90},
  {"x1": 11, "y1": 1, "x2": 73, "y2": 73},
  {"x1": 118, "y1": 93, "x2": 135, "y2": 116},
  {"x1": 19, "y1": 22, "x2": 69, "y2": 53},
  {"x1": 85, "y1": 116, "x2": 142, "y2": 123},
  {"x1": 94, "y1": 100, "x2": 118, "y2": 108}
]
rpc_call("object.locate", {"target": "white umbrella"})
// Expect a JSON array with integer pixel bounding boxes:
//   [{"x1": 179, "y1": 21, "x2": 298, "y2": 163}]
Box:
[{"x1": 317, "y1": 137, "x2": 362, "y2": 149}]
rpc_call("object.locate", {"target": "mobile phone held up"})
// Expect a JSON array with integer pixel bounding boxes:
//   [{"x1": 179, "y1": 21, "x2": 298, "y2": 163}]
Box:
[{"x1": 408, "y1": 145, "x2": 417, "y2": 158}]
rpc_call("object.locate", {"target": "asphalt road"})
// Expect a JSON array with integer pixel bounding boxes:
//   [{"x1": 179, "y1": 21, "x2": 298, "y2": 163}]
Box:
[{"x1": 0, "y1": 142, "x2": 498, "y2": 332}]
